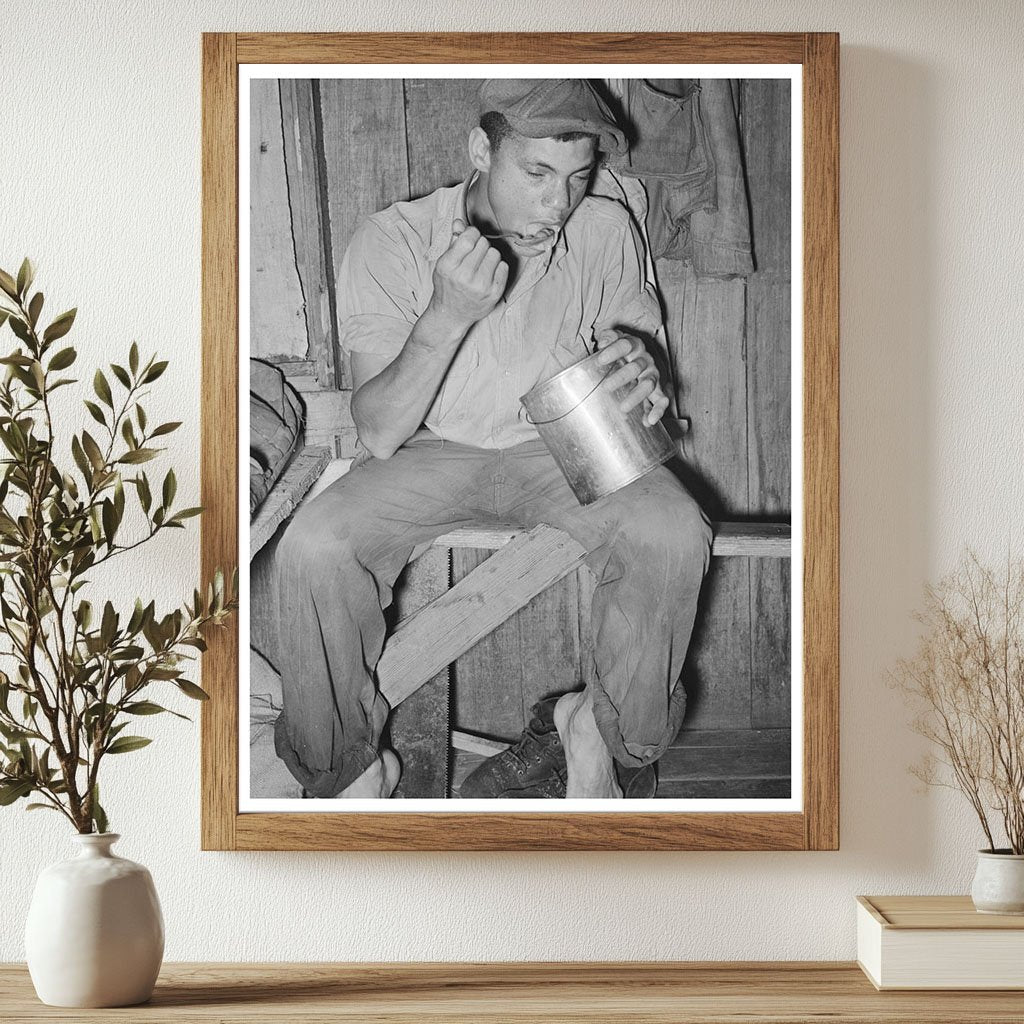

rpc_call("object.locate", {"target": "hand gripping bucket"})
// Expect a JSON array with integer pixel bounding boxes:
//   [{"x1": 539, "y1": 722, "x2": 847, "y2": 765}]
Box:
[{"x1": 520, "y1": 350, "x2": 677, "y2": 505}]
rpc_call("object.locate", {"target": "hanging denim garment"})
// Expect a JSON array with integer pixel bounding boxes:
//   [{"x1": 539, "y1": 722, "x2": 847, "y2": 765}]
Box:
[{"x1": 610, "y1": 79, "x2": 754, "y2": 276}]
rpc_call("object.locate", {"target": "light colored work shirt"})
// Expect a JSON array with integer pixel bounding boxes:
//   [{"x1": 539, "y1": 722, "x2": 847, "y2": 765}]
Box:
[{"x1": 337, "y1": 177, "x2": 662, "y2": 448}]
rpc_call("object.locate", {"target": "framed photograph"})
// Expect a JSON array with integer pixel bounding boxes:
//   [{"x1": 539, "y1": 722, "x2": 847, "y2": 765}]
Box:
[{"x1": 201, "y1": 32, "x2": 838, "y2": 850}]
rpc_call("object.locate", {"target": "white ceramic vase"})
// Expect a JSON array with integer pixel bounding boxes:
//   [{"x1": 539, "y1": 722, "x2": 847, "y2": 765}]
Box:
[
  {"x1": 25, "y1": 833, "x2": 164, "y2": 1007},
  {"x1": 970, "y1": 849, "x2": 1024, "y2": 915}
]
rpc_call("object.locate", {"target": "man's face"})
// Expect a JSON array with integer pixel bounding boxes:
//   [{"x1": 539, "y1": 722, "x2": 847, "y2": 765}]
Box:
[{"x1": 472, "y1": 131, "x2": 597, "y2": 257}]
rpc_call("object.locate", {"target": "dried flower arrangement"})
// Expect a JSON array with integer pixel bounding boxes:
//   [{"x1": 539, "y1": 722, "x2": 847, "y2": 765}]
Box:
[{"x1": 895, "y1": 552, "x2": 1024, "y2": 854}]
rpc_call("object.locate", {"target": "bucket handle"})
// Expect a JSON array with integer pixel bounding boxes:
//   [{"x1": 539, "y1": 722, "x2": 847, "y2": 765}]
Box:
[{"x1": 523, "y1": 362, "x2": 619, "y2": 426}]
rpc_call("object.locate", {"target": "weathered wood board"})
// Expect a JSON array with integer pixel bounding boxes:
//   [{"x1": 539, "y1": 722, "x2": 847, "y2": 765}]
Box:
[
  {"x1": 319, "y1": 78, "x2": 410, "y2": 292},
  {"x1": 403, "y1": 79, "x2": 480, "y2": 198},
  {"x1": 249, "y1": 80, "x2": 307, "y2": 360},
  {"x1": 279, "y1": 80, "x2": 338, "y2": 390},
  {"x1": 377, "y1": 526, "x2": 587, "y2": 710},
  {"x1": 451, "y1": 550, "x2": 583, "y2": 742},
  {"x1": 662, "y1": 263, "x2": 752, "y2": 733},
  {"x1": 742, "y1": 78, "x2": 793, "y2": 730}
]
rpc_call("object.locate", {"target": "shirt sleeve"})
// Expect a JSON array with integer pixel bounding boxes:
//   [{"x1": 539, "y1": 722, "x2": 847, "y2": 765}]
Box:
[
  {"x1": 592, "y1": 205, "x2": 663, "y2": 340},
  {"x1": 336, "y1": 215, "x2": 421, "y2": 359}
]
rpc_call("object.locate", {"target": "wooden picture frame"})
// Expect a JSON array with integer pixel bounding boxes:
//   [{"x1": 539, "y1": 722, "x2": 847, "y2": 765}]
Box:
[{"x1": 201, "y1": 32, "x2": 838, "y2": 851}]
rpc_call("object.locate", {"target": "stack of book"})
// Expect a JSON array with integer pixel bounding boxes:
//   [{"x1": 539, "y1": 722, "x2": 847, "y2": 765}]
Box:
[{"x1": 857, "y1": 895, "x2": 1024, "y2": 990}]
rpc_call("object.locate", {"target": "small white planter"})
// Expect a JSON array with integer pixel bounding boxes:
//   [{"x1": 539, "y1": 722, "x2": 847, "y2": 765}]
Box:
[
  {"x1": 971, "y1": 849, "x2": 1024, "y2": 915},
  {"x1": 25, "y1": 833, "x2": 164, "y2": 1007}
]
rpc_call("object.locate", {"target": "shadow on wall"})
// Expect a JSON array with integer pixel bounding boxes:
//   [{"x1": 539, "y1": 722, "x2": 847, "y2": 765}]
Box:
[{"x1": 839, "y1": 48, "x2": 937, "y2": 868}]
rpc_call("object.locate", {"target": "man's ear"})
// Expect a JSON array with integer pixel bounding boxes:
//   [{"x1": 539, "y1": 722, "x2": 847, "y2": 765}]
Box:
[{"x1": 467, "y1": 126, "x2": 492, "y2": 174}]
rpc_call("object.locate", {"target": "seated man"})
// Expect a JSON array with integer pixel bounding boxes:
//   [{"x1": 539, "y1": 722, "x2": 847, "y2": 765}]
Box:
[{"x1": 274, "y1": 79, "x2": 712, "y2": 799}]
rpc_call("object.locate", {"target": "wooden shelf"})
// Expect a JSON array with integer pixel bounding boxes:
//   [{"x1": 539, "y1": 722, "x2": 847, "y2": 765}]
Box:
[{"x1": 2, "y1": 962, "x2": 1022, "y2": 1022}]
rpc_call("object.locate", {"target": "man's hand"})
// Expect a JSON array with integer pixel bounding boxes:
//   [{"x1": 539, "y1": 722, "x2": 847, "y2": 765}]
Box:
[
  {"x1": 594, "y1": 328, "x2": 670, "y2": 427},
  {"x1": 427, "y1": 219, "x2": 509, "y2": 334}
]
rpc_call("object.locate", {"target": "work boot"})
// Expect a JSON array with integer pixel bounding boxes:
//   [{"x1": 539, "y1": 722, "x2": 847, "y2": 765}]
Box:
[{"x1": 460, "y1": 696, "x2": 567, "y2": 798}]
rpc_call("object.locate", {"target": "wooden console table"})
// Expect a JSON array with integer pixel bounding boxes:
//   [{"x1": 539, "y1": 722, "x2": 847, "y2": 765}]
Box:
[{"x1": 2, "y1": 962, "x2": 1022, "y2": 1022}]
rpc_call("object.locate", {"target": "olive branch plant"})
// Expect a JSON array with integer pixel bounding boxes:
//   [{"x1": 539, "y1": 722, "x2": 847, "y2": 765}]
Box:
[
  {"x1": 0, "y1": 259, "x2": 236, "y2": 834},
  {"x1": 894, "y1": 551, "x2": 1024, "y2": 854}
]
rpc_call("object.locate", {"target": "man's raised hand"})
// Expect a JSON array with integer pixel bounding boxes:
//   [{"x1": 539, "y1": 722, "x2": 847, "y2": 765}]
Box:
[
  {"x1": 594, "y1": 328, "x2": 671, "y2": 427},
  {"x1": 428, "y1": 219, "x2": 509, "y2": 332}
]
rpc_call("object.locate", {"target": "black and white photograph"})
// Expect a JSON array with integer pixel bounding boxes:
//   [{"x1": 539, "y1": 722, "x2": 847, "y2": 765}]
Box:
[{"x1": 242, "y1": 68, "x2": 799, "y2": 811}]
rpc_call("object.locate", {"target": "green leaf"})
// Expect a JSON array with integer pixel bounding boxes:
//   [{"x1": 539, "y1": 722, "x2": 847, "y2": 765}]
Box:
[
  {"x1": 147, "y1": 666, "x2": 180, "y2": 680},
  {"x1": 0, "y1": 309, "x2": 9, "y2": 330},
  {"x1": 83, "y1": 400, "x2": 106, "y2": 427},
  {"x1": 124, "y1": 701, "x2": 170, "y2": 716},
  {"x1": 176, "y1": 679, "x2": 210, "y2": 701},
  {"x1": 118, "y1": 448, "x2": 157, "y2": 465},
  {"x1": 91, "y1": 785, "x2": 108, "y2": 834},
  {"x1": 0, "y1": 779, "x2": 33, "y2": 805},
  {"x1": 121, "y1": 418, "x2": 137, "y2": 450},
  {"x1": 0, "y1": 722, "x2": 27, "y2": 743},
  {"x1": 26, "y1": 802, "x2": 61, "y2": 813},
  {"x1": 126, "y1": 598, "x2": 146, "y2": 635},
  {"x1": 0, "y1": 269, "x2": 18, "y2": 300},
  {"x1": 136, "y1": 473, "x2": 152, "y2": 513},
  {"x1": 114, "y1": 475, "x2": 125, "y2": 521},
  {"x1": 168, "y1": 507, "x2": 202, "y2": 524},
  {"x1": 110, "y1": 644, "x2": 143, "y2": 661},
  {"x1": 100, "y1": 601, "x2": 117, "y2": 647},
  {"x1": 47, "y1": 346, "x2": 77, "y2": 371},
  {"x1": 136, "y1": 404, "x2": 147, "y2": 432},
  {"x1": 27, "y1": 292, "x2": 43, "y2": 328},
  {"x1": 0, "y1": 352, "x2": 33, "y2": 366},
  {"x1": 162, "y1": 468, "x2": 176, "y2": 508},
  {"x1": 150, "y1": 421, "x2": 181, "y2": 438},
  {"x1": 8, "y1": 317, "x2": 31, "y2": 345},
  {"x1": 71, "y1": 435, "x2": 91, "y2": 482},
  {"x1": 129, "y1": 342, "x2": 139, "y2": 375},
  {"x1": 16, "y1": 258, "x2": 34, "y2": 298},
  {"x1": 81, "y1": 431, "x2": 105, "y2": 472},
  {"x1": 101, "y1": 498, "x2": 116, "y2": 546},
  {"x1": 105, "y1": 735, "x2": 152, "y2": 755},
  {"x1": 142, "y1": 360, "x2": 168, "y2": 383},
  {"x1": 93, "y1": 369, "x2": 113, "y2": 409},
  {"x1": 110, "y1": 363, "x2": 131, "y2": 389},
  {"x1": 42, "y1": 308, "x2": 76, "y2": 344}
]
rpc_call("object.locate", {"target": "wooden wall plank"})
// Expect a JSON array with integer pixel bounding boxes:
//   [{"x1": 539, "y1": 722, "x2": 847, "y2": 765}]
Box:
[
  {"x1": 452, "y1": 548, "x2": 525, "y2": 739},
  {"x1": 403, "y1": 79, "x2": 481, "y2": 198},
  {"x1": 663, "y1": 262, "x2": 752, "y2": 733},
  {"x1": 452, "y1": 553, "x2": 582, "y2": 742},
  {"x1": 320, "y1": 77, "x2": 410, "y2": 315},
  {"x1": 680, "y1": 558, "x2": 752, "y2": 730},
  {"x1": 249, "y1": 79, "x2": 307, "y2": 360},
  {"x1": 742, "y1": 79, "x2": 793, "y2": 730},
  {"x1": 752, "y1": 559, "x2": 792, "y2": 727},
  {"x1": 279, "y1": 80, "x2": 338, "y2": 390}
]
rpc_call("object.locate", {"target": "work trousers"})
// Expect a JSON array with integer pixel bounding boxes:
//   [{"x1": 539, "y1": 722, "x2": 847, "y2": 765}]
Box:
[{"x1": 273, "y1": 432, "x2": 713, "y2": 797}]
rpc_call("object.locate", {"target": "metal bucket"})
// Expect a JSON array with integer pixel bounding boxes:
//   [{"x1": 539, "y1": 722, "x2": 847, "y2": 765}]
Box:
[{"x1": 520, "y1": 350, "x2": 677, "y2": 505}]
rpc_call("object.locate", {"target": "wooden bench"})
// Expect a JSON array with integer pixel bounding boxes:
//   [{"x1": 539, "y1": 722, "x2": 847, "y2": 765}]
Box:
[{"x1": 379, "y1": 521, "x2": 791, "y2": 711}]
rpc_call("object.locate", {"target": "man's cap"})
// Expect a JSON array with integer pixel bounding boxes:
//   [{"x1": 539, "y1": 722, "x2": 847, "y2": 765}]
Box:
[{"x1": 478, "y1": 79, "x2": 627, "y2": 156}]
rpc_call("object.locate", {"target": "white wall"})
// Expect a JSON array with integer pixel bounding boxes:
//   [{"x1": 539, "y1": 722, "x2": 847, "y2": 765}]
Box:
[{"x1": 2, "y1": 0, "x2": 1022, "y2": 962}]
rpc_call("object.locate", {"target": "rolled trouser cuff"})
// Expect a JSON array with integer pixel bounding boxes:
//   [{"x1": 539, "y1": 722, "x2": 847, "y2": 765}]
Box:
[{"x1": 273, "y1": 711, "x2": 381, "y2": 798}]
